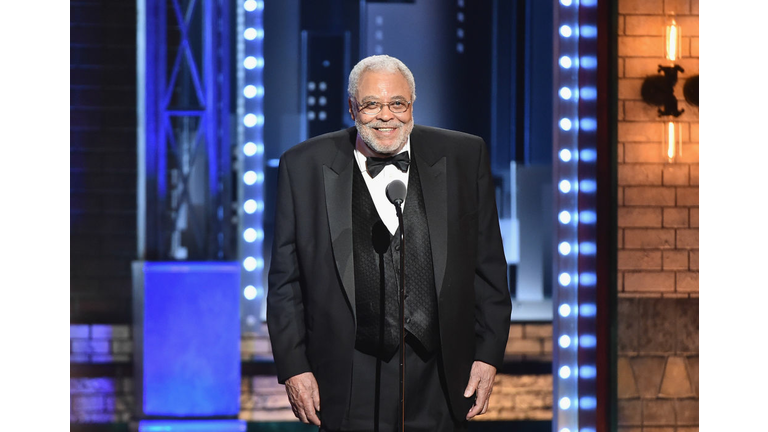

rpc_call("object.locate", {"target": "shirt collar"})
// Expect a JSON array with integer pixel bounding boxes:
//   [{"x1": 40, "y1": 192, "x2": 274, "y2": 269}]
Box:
[{"x1": 354, "y1": 137, "x2": 411, "y2": 172}]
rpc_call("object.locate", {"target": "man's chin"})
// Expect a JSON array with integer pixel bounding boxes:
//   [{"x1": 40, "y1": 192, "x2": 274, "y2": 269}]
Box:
[
  {"x1": 367, "y1": 140, "x2": 404, "y2": 156},
  {"x1": 355, "y1": 122, "x2": 411, "y2": 156}
]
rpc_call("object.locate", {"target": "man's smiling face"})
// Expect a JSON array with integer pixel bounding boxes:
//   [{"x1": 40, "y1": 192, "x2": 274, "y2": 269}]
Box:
[{"x1": 349, "y1": 70, "x2": 414, "y2": 156}]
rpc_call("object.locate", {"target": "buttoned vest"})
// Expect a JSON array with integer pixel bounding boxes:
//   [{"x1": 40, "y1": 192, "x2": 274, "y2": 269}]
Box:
[{"x1": 352, "y1": 160, "x2": 440, "y2": 360}]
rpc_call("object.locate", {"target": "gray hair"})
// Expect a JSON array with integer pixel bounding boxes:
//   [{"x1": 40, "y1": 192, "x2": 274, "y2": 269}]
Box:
[{"x1": 347, "y1": 55, "x2": 416, "y2": 102}]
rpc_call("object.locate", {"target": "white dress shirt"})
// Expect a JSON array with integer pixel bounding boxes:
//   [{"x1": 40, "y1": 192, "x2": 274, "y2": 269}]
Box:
[{"x1": 353, "y1": 138, "x2": 410, "y2": 235}]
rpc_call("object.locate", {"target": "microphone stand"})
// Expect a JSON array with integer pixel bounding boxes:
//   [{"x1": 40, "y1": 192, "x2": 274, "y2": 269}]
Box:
[
  {"x1": 386, "y1": 178, "x2": 407, "y2": 432},
  {"x1": 393, "y1": 199, "x2": 405, "y2": 432}
]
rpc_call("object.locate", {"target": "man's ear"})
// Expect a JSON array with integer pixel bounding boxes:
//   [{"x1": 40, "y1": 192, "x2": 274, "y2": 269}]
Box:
[{"x1": 348, "y1": 98, "x2": 356, "y2": 122}]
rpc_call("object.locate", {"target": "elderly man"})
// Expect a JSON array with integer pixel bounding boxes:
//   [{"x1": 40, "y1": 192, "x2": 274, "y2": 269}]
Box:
[{"x1": 267, "y1": 54, "x2": 511, "y2": 432}]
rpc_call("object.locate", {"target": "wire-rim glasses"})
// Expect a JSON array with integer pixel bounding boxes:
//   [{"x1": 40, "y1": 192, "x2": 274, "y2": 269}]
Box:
[{"x1": 355, "y1": 99, "x2": 412, "y2": 115}]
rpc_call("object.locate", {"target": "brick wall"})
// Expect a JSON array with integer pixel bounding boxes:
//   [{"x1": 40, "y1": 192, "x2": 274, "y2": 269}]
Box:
[
  {"x1": 71, "y1": 377, "x2": 133, "y2": 423},
  {"x1": 70, "y1": 324, "x2": 132, "y2": 363},
  {"x1": 616, "y1": 298, "x2": 698, "y2": 429},
  {"x1": 70, "y1": 325, "x2": 133, "y2": 424},
  {"x1": 70, "y1": 0, "x2": 137, "y2": 324},
  {"x1": 505, "y1": 323, "x2": 553, "y2": 362},
  {"x1": 240, "y1": 323, "x2": 554, "y2": 422},
  {"x1": 616, "y1": 0, "x2": 698, "y2": 430},
  {"x1": 71, "y1": 323, "x2": 552, "y2": 423}
]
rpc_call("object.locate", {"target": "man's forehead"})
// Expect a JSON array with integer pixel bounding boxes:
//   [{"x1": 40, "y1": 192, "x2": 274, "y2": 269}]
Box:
[
  {"x1": 356, "y1": 71, "x2": 410, "y2": 99},
  {"x1": 359, "y1": 94, "x2": 408, "y2": 101}
]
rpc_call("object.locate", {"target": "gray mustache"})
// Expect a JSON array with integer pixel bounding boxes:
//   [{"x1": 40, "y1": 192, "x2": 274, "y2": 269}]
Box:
[{"x1": 367, "y1": 122, "x2": 402, "y2": 129}]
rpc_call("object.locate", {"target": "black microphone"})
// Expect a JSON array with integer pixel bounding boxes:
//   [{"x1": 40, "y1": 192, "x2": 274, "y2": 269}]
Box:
[{"x1": 385, "y1": 180, "x2": 407, "y2": 206}]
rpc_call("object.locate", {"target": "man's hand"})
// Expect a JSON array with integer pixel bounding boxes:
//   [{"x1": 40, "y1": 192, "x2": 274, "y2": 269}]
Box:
[
  {"x1": 284, "y1": 372, "x2": 321, "y2": 426},
  {"x1": 463, "y1": 360, "x2": 497, "y2": 420}
]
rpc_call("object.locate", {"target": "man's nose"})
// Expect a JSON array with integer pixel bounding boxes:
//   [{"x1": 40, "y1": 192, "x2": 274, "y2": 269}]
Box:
[{"x1": 376, "y1": 106, "x2": 394, "y2": 121}]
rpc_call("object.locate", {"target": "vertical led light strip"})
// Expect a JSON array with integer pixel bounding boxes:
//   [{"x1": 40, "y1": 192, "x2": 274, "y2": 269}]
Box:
[
  {"x1": 554, "y1": 0, "x2": 602, "y2": 430},
  {"x1": 238, "y1": 0, "x2": 266, "y2": 327},
  {"x1": 574, "y1": 0, "x2": 601, "y2": 430},
  {"x1": 553, "y1": 0, "x2": 580, "y2": 431}
]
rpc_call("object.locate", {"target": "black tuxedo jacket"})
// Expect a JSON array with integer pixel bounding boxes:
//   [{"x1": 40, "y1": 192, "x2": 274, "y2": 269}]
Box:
[{"x1": 267, "y1": 125, "x2": 511, "y2": 428}]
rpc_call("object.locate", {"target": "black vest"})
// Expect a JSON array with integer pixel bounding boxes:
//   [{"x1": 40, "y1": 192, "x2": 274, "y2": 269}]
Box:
[{"x1": 352, "y1": 160, "x2": 440, "y2": 360}]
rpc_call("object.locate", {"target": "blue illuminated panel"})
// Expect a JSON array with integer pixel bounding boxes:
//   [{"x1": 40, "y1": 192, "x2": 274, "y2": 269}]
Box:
[
  {"x1": 138, "y1": 420, "x2": 246, "y2": 431},
  {"x1": 133, "y1": 262, "x2": 241, "y2": 417}
]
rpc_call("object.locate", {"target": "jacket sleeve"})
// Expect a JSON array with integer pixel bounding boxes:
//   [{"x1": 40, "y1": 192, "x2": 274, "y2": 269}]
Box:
[
  {"x1": 472, "y1": 139, "x2": 512, "y2": 369},
  {"x1": 266, "y1": 154, "x2": 312, "y2": 383}
]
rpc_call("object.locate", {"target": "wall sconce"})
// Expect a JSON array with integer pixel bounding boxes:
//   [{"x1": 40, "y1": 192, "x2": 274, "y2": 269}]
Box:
[
  {"x1": 641, "y1": 65, "x2": 684, "y2": 117},
  {"x1": 640, "y1": 13, "x2": 689, "y2": 162},
  {"x1": 641, "y1": 14, "x2": 684, "y2": 117}
]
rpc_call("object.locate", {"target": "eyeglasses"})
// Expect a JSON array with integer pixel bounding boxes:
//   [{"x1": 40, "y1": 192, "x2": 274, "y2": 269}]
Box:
[{"x1": 356, "y1": 99, "x2": 412, "y2": 115}]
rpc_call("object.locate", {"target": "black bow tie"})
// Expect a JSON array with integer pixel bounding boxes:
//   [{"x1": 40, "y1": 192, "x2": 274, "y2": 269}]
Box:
[{"x1": 365, "y1": 151, "x2": 410, "y2": 178}]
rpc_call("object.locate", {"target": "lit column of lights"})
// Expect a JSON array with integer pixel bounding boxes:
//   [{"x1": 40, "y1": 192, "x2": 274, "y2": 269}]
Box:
[
  {"x1": 554, "y1": 0, "x2": 603, "y2": 430},
  {"x1": 553, "y1": 0, "x2": 580, "y2": 431},
  {"x1": 237, "y1": 0, "x2": 265, "y2": 327},
  {"x1": 574, "y1": 0, "x2": 600, "y2": 430}
]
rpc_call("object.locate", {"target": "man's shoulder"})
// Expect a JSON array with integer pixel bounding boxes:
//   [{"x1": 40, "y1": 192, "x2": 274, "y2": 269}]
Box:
[
  {"x1": 411, "y1": 125, "x2": 485, "y2": 159},
  {"x1": 412, "y1": 124, "x2": 483, "y2": 144},
  {"x1": 282, "y1": 127, "x2": 356, "y2": 162}
]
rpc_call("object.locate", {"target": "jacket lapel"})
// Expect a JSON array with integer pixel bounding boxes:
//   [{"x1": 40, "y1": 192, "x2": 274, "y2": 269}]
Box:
[
  {"x1": 411, "y1": 128, "x2": 448, "y2": 298},
  {"x1": 323, "y1": 134, "x2": 357, "y2": 322},
  {"x1": 324, "y1": 126, "x2": 450, "y2": 316}
]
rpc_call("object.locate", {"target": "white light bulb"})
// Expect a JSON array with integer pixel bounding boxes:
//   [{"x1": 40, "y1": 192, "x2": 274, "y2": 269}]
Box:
[
  {"x1": 558, "y1": 211, "x2": 571, "y2": 224},
  {"x1": 559, "y1": 335, "x2": 571, "y2": 348},
  {"x1": 244, "y1": 285, "x2": 257, "y2": 300},
  {"x1": 244, "y1": 228, "x2": 257, "y2": 242},
  {"x1": 243, "y1": 257, "x2": 257, "y2": 271},
  {"x1": 243, "y1": 142, "x2": 257, "y2": 156},
  {"x1": 243, "y1": 171, "x2": 257, "y2": 185}
]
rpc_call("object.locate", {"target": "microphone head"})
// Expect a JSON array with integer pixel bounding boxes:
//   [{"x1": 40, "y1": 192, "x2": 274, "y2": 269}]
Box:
[{"x1": 385, "y1": 180, "x2": 407, "y2": 205}]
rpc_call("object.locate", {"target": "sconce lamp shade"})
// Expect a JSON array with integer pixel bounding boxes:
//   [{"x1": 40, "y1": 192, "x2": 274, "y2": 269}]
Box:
[
  {"x1": 684, "y1": 75, "x2": 699, "y2": 107},
  {"x1": 665, "y1": 15, "x2": 682, "y2": 62},
  {"x1": 641, "y1": 66, "x2": 685, "y2": 117},
  {"x1": 641, "y1": 75, "x2": 669, "y2": 106}
]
